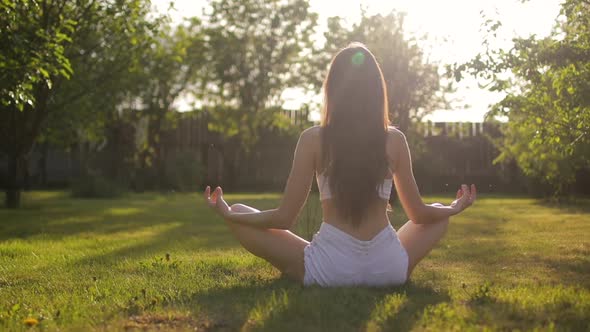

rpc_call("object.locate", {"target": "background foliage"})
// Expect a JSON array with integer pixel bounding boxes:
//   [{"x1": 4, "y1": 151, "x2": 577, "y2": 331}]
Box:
[
  {"x1": 1, "y1": 0, "x2": 589, "y2": 207},
  {"x1": 453, "y1": 0, "x2": 590, "y2": 197}
]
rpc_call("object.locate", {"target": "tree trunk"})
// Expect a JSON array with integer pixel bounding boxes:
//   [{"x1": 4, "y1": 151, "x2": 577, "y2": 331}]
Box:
[
  {"x1": 5, "y1": 154, "x2": 25, "y2": 208},
  {"x1": 156, "y1": 143, "x2": 166, "y2": 190},
  {"x1": 39, "y1": 142, "x2": 48, "y2": 186},
  {"x1": 222, "y1": 140, "x2": 241, "y2": 191},
  {"x1": 397, "y1": 106, "x2": 410, "y2": 134},
  {"x1": 147, "y1": 112, "x2": 166, "y2": 190},
  {"x1": 2, "y1": 80, "x2": 50, "y2": 208},
  {"x1": 206, "y1": 143, "x2": 223, "y2": 187},
  {"x1": 5, "y1": 189, "x2": 20, "y2": 209}
]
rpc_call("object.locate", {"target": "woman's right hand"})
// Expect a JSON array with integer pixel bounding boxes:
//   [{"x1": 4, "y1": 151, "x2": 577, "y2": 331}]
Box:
[
  {"x1": 204, "y1": 186, "x2": 231, "y2": 219},
  {"x1": 450, "y1": 184, "x2": 476, "y2": 215}
]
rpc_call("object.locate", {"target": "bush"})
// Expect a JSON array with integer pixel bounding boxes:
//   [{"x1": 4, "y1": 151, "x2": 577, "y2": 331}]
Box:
[
  {"x1": 164, "y1": 151, "x2": 204, "y2": 192},
  {"x1": 71, "y1": 175, "x2": 125, "y2": 198}
]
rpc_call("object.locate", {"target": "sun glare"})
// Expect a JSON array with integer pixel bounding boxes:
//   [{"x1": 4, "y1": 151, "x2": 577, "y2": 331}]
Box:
[{"x1": 154, "y1": 0, "x2": 562, "y2": 122}]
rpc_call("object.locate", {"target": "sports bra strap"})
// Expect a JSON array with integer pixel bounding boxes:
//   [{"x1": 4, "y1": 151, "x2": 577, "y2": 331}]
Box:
[{"x1": 316, "y1": 172, "x2": 392, "y2": 201}]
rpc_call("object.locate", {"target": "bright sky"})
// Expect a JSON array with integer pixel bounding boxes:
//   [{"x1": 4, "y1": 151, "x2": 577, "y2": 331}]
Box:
[{"x1": 153, "y1": 0, "x2": 563, "y2": 122}]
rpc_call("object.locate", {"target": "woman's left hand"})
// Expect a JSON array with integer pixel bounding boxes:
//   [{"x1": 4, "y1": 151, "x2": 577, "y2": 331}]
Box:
[{"x1": 204, "y1": 186, "x2": 231, "y2": 219}]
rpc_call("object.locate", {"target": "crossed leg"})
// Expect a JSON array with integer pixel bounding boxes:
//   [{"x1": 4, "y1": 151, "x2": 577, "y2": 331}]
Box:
[
  {"x1": 223, "y1": 203, "x2": 448, "y2": 284},
  {"x1": 397, "y1": 203, "x2": 450, "y2": 279},
  {"x1": 222, "y1": 203, "x2": 308, "y2": 282}
]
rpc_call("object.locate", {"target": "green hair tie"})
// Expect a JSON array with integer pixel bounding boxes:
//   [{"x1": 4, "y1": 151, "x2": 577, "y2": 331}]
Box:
[{"x1": 351, "y1": 51, "x2": 365, "y2": 66}]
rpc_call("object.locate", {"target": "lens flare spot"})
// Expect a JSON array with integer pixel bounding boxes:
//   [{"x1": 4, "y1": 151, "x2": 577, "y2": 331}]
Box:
[{"x1": 351, "y1": 51, "x2": 365, "y2": 66}]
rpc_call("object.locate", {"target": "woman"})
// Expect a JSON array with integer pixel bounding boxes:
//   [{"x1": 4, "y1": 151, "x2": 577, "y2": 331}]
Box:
[{"x1": 203, "y1": 43, "x2": 476, "y2": 287}]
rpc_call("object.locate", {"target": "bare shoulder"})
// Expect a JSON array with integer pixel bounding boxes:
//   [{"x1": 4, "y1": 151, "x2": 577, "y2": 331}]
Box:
[
  {"x1": 301, "y1": 125, "x2": 321, "y2": 138},
  {"x1": 386, "y1": 126, "x2": 409, "y2": 172},
  {"x1": 300, "y1": 125, "x2": 321, "y2": 146},
  {"x1": 299, "y1": 126, "x2": 321, "y2": 169},
  {"x1": 386, "y1": 126, "x2": 407, "y2": 149}
]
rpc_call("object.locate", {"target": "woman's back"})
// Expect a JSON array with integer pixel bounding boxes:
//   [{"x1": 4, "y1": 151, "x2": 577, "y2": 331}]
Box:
[{"x1": 308, "y1": 126, "x2": 401, "y2": 241}]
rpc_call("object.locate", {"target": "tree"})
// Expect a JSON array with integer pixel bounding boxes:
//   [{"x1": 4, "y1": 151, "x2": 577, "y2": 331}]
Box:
[
  {"x1": 316, "y1": 11, "x2": 446, "y2": 134},
  {"x1": 204, "y1": 0, "x2": 318, "y2": 188},
  {"x1": 0, "y1": 0, "x2": 160, "y2": 207},
  {"x1": 1, "y1": 0, "x2": 75, "y2": 207},
  {"x1": 453, "y1": 0, "x2": 590, "y2": 197},
  {"x1": 132, "y1": 18, "x2": 207, "y2": 190}
]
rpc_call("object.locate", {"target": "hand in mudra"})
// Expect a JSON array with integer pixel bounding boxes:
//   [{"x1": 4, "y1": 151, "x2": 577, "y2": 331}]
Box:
[
  {"x1": 451, "y1": 184, "x2": 477, "y2": 214},
  {"x1": 204, "y1": 186, "x2": 231, "y2": 218}
]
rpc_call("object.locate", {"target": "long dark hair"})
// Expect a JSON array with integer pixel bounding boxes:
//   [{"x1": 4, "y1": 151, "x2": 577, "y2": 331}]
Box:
[{"x1": 320, "y1": 42, "x2": 390, "y2": 227}]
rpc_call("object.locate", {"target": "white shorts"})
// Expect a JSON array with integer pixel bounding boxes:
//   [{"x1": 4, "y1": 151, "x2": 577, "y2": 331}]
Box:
[{"x1": 303, "y1": 222, "x2": 409, "y2": 287}]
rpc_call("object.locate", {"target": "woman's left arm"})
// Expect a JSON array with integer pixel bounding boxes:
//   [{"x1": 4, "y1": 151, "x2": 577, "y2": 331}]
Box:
[{"x1": 205, "y1": 127, "x2": 317, "y2": 229}]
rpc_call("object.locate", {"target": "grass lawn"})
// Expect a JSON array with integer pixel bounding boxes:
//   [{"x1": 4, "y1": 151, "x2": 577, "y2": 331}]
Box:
[{"x1": 0, "y1": 191, "x2": 589, "y2": 331}]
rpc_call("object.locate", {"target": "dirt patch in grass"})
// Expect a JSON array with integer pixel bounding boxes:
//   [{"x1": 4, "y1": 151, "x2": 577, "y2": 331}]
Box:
[{"x1": 123, "y1": 313, "x2": 227, "y2": 331}]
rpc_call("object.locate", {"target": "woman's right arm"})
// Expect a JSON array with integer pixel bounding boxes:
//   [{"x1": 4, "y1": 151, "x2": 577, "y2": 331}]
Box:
[{"x1": 388, "y1": 128, "x2": 475, "y2": 224}]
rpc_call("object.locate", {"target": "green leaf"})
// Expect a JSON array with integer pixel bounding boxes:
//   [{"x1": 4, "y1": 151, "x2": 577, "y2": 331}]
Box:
[{"x1": 38, "y1": 67, "x2": 49, "y2": 78}]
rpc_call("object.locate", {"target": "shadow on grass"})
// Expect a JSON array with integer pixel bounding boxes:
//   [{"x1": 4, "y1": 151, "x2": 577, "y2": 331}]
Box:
[
  {"x1": 0, "y1": 194, "x2": 292, "y2": 272},
  {"x1": 431, "y1": 196, "x2": 590, "y2": 287},
  {"x1": 0, "y1": 195, "x2": 173, "y2": 240},
  {"x1": 58, "y1": 197, "x2": 291, "y2": 268},
  {"x1": 189, "y1": 278, "x2": 450, "y2": 332},
  {"x1": 0, "y1": 194, "x2": 275, "y2": 242},
  {"x1": 421, "y1": 205, "x2": 514, "y2": 284},
  {"x1": 532, "y1": 197, "x2": 590, "y2": 214},
  {"x1": 540, "y1": 256, "x2": 590, "y2": 288},
  {"x1": 467, "y1": 294, "x2": 590, "y2": 331}
]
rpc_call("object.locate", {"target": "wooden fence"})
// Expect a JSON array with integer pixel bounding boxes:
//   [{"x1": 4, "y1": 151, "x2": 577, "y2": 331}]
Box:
[{"x1": 0, "y1": 110, "x2": 523, "y2": 193}]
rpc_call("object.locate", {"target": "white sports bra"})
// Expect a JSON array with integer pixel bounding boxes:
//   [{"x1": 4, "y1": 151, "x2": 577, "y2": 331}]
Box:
[{"x1": 316, "y1": 172, "x2": 393, "y2": 201}]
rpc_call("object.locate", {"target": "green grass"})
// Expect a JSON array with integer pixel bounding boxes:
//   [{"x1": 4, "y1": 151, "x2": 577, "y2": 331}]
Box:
[{"x1": 0, "y1": 191, "x2": 589, "y2": 331}]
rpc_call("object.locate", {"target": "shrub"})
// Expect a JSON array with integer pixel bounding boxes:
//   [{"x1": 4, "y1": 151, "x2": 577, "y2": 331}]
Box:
[
  {"x1": 164, "y1": 151, "x2": 204, "y2": 192},
  {"x1": 71, "y1": 174, "x2": 125, "y2": 198}
]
